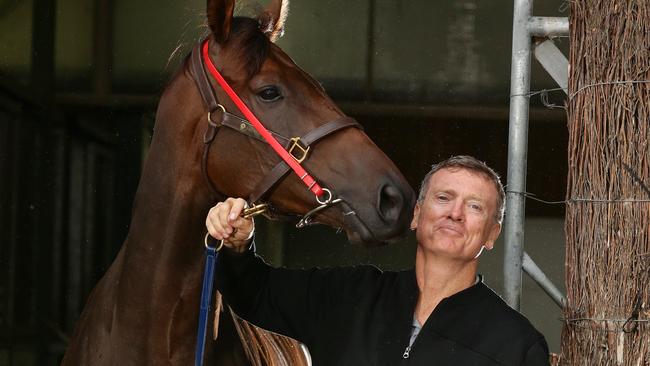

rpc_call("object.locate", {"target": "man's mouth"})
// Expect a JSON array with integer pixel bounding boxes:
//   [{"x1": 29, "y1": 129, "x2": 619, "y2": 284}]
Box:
[{"x1": 438, "y1": 225, "x2": 464, "y2": 236}]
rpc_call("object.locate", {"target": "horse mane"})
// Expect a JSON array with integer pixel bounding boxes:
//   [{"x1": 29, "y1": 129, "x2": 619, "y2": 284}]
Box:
[{"x1": 230, "y1": 309, "x2": 310, "y2": 366}]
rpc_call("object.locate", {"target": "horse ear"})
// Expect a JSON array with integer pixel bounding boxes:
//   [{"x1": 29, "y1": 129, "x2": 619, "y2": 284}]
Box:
[
  {"x1": 207, "y1": 0, "x2": 235, "y2": 44},
  {"x1": 258, "y1": 0, "x2": 289, "y2": 42}
]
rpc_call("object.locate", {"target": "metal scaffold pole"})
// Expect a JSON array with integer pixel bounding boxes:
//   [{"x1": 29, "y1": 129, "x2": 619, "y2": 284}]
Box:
[
  {"x1": 504, "y1": 0, "x2": 533, "y2": 310},
  {"x1": 505, "y1": 0, "x2": 569, "y2": 310}
]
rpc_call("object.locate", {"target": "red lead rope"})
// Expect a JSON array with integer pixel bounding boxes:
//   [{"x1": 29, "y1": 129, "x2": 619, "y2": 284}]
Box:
[{"x1": 201, "y1": 41, "x2": 324, "y2": 198}]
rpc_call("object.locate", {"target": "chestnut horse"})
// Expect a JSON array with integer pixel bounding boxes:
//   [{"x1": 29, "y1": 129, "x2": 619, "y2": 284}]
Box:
[{"x1": 61, "y1": 0, "x2": 415, "y2": 365}]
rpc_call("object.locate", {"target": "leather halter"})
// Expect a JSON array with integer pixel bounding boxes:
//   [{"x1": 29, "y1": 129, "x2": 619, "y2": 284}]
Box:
[{"x1": 189, "y1": 40, "x2": 362, "y2": 209}]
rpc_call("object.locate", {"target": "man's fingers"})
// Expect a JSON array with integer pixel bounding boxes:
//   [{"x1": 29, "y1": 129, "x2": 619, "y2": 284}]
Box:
[
  {"x1": 225, "y1": 199, "x2": 253, "y2": 239},
  {"x1": 206, "y1": 198, "x2": 254, "y2": 249},
  {"x1": 228, "y1": 198, "x2": 248, "y2": 222},
  {"x1": 207, "y1": 202, "x2": 233, "y2": 238},
  {"x1": 206, "y1": 219, "x2": 221, "y2": 240}
]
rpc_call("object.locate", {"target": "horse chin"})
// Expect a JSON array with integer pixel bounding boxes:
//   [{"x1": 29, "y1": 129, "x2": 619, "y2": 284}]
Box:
[
  {"x1": 308, "y1": 200, "x2": 409, "y2": 246},
  {"x1": 336, "y1": 196, "x2": 413, "y2": 246},
  {"x1": 344, "y1": 221, "x2": 414, "y2": 246},
  {"x1": 345, "y1": 230, "x2": 384, "y2": 246},
  {"x1": 340, "y1": 208, "x2": 388, "y2": 247}
]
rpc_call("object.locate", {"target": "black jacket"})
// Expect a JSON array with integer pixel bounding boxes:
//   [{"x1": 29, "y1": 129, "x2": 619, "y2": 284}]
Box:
[{"x1": 216, "y1": 249, "x2": 550, "y2": 366}]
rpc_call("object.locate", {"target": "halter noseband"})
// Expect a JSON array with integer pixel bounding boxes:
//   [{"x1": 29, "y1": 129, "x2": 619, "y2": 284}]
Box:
[{"x1": 189, "y1": 39, "x2": 362, "y2": 223}]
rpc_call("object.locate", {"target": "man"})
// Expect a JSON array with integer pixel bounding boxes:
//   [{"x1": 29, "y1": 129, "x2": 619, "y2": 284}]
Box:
[{"x1": 207, "y1": 155, "x2": 550, "y2": 365}]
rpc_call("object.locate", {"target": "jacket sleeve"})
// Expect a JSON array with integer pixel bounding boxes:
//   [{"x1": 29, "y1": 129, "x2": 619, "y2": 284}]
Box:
[
  {"x1": 522, "y1": 337, "x2": 551, "y2": 366},
  {"x1": 214, "y1": 245, "x2": 372, "y2": 346}
]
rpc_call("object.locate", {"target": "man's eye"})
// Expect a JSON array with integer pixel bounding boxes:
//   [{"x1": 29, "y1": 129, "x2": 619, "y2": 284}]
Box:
[
  {"x1": 436, "y1": 195, "x2": 449, "y2": 201},
  {"x1": 257, "y1": 86, "x2": 282, "y2": 102},
  {"x1": 469, "y1": 203, "x2": 483, "y2": 211}
]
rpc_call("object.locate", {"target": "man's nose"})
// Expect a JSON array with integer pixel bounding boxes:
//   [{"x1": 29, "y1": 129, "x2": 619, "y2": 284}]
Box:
[{"x1": 448, "y1": 201, "x2": 464, "y2": 221}]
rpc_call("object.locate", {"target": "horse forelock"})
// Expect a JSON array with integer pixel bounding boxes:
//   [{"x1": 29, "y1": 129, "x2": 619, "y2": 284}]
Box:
[{"x1": 227, "y1": 17, "x2": 271, "y2": 80}]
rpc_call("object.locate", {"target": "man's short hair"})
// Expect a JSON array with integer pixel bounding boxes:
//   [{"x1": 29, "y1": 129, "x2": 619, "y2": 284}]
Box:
[{"x1": 417, "y1": 155, "x2": 505, "y2": 224}]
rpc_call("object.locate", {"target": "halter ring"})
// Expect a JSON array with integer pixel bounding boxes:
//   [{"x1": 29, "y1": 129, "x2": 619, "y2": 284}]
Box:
[
  {"x1": 207, "y1": 104, "x2": 227, "y2": 126},
  {"x1": 204, "y1": 233, "x2": 225, "y2": 251},
  {"x1": 316, "y1": 188, "x2": 334, "y2": 205}
]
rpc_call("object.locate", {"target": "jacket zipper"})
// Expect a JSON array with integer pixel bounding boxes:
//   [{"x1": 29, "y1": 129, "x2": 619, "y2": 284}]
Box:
[{"x1": 402, "y1": 345, "x2": 411, "y2": 359}]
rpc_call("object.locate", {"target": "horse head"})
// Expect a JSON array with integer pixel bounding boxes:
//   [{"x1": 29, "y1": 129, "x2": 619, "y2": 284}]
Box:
[{"x1": 196, "y1": 0, "x2": 415, "y2": 245}]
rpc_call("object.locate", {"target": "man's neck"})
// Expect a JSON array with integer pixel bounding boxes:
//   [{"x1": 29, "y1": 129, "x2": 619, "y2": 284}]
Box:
[{"x1": 413, "y1": 247, "x2": 478, "y2": 325}]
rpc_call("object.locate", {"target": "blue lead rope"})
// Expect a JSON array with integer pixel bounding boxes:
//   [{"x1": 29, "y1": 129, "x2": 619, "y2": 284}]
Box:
[{"x1": 195, "y1": 243, "x2": 219, "y2": 366}]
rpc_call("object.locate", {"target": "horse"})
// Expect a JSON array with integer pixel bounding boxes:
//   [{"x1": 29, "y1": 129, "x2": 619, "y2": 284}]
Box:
[{"x1": 60, "y1": 0, "x2": 416, "y2": 364}]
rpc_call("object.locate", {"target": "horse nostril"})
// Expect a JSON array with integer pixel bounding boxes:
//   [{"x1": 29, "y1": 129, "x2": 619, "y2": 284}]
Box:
[{"x1": 378, "y1": 184, "x2": 404, "y2": 223}]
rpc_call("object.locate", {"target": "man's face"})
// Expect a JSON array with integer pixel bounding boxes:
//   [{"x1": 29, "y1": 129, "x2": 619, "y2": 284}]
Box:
[{"x1": 410, "y1": 167, "x2": 501, "y2": 261}]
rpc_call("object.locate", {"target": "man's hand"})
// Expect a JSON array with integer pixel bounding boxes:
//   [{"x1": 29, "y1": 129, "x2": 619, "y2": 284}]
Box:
[{"x1": 206, "y1": 198, "x2": 255, "y2": 253}]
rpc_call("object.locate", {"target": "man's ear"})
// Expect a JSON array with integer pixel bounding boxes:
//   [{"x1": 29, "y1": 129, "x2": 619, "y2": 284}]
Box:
[
  {"x1": 484, "y1": 222, "x2": 501, "y2": 250},
  {"x1": 410, "y1": 202, "x2": 420, "y2": 230},
  {"x1": 207, "y1": 0, "x2": 235, "y2": 44},
  {"x1": 258, "y1": 0, "x2": 289, "y2": 42}
]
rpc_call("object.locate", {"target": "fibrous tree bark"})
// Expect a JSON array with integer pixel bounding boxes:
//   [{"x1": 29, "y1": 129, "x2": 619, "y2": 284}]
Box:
[{"x1": 562, "y1": 1, "x2": 650, "y2": 364}]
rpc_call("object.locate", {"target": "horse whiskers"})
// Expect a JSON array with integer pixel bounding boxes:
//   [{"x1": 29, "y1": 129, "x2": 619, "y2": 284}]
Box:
[{"x1": 335, "y1": 208, "x2": 357, "y2": 233}]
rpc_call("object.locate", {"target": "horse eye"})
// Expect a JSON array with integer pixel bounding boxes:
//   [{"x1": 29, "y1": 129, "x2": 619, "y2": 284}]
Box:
[{"x1": 257, "y1": 86, "x2": 282, "y2": 102}]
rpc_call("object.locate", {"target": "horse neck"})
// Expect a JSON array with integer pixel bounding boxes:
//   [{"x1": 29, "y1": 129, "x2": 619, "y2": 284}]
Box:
[
  {"x1": 119, "y1": 65, "x2": 212, "y2": 293},
  {"x1": 62, "y1": 65, "x2": 219, "y2": 364}
]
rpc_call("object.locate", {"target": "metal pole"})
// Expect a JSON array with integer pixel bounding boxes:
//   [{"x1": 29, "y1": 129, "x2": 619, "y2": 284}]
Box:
[
  {"x1": 30, "y1": 0, "x2": 56, "y2": 106},
  {"x1": 504, "y1": 0, "x2": 533, "y2": 310},
  {"x1": 93, "y1": 0, "x2": 114, "y2": 98},
  {"x1": 528, "y1": 17, "x2": 569, "y2": 37},
  {"x1": 533, "y1": 39, "x2": 569, "y2": 93},
  {"x1": 364, "y1": 0, "x2": 376, "y2": 100},
  {"x1": 522, "y1": 251, "x2": 566, "y2": 308}
]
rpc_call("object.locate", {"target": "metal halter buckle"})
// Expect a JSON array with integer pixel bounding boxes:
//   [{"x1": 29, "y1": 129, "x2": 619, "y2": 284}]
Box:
[{"x1": 288, "y1": 137, "x2": 310, "y2": 163}]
